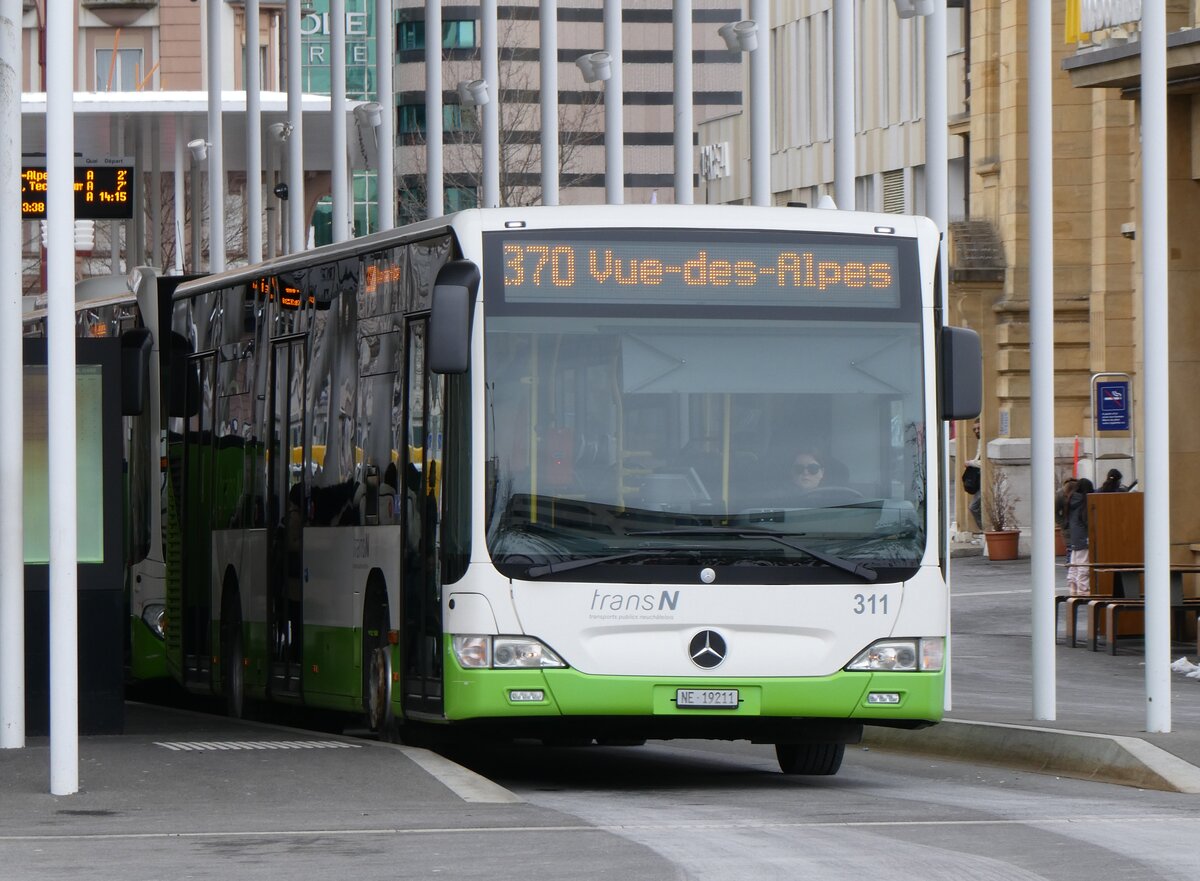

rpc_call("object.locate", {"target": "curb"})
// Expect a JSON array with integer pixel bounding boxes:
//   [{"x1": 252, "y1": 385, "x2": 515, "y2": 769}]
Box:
[{"x1": 862, "y1": 718, "x2": 1200, "y2": 793}]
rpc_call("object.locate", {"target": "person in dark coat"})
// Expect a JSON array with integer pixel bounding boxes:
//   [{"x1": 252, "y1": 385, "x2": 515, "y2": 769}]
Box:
[
  {"x1": 1098, "y1": 468, "x2": 1127, "y2": 493},
  {"x1": 1065, "y1": 477, "x2": 1094, "y2": 596}
]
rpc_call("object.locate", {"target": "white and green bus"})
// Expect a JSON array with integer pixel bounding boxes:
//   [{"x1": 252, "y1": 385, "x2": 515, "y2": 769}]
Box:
[{"x1": 158, "y1": 205, "x2": 979, "y2": 774}]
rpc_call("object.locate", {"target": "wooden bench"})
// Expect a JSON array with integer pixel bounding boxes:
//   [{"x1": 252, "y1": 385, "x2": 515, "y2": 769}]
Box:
[
  {"x1": 1083, "y1": 565, "x2": 1200, "y2": 654},
  {"x1": 1055, "y1": 562, "x2": 1145, "y2": 647}
]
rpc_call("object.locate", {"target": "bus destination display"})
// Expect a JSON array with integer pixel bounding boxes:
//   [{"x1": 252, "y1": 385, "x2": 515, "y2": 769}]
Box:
[
  {"x1": 500, "y1": 237, "x2": 902, "y2": 308},
  {"x1": 21, "y1": 165, "x2": 134, "y2": 221}
]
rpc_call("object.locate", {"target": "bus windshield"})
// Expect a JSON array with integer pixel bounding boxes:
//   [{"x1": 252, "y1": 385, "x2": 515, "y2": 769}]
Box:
[{"x1": 482, "y1": 229, "x2": 928, "y2": 582}]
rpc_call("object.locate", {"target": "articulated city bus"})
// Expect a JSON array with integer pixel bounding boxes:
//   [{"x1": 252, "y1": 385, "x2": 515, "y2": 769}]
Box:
[{"x1": 157, "y1": 204, "x2": 979, "y2": 774}]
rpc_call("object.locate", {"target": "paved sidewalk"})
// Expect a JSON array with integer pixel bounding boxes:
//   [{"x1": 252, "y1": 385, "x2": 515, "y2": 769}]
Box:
[{"x1": 864, "y1": 552, "x2": 1200, "y2": 792}]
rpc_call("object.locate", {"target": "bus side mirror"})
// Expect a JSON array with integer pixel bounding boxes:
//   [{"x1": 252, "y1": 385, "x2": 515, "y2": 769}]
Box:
[
  {"x1": 121, "y1": 327, "x2": 153, "y2": 416},
  {"x1": 941, "y1": 326, "x2": 982, "y2": 421},
  {"x1": 429, "y1": 260, "x2": 480, "y2": 375}
]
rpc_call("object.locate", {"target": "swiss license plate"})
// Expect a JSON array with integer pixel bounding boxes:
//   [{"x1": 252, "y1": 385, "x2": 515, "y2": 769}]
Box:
[{"x1": 676, "y1": 688, "x2": 739, "y2": 709}]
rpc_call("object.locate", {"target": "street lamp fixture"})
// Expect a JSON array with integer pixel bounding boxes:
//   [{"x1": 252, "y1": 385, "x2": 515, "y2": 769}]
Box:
[
  {"x1": 353, "y1": 102, "x2": 383, "y2": 128},
  {"x1": 187, "y1": 139, "x2": 210, "y2": 162},
  {"x1": 457, "y1": 79, "x2": 490, "y2": 107},
  {"x1": 575, "y1": 51, "x2": 613, "y2": 84},
  {"x1": 718, "y1": 20, "x2": 758, "y2": 52},
  {"x1": 893, "y1": 0, "x2": 935, "y2": 19}
]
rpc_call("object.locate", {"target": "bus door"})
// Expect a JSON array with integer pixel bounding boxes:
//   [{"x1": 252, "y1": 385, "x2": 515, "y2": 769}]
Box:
[
  {"x1": 181, "y1": 352, "x2": 216, "y2": 687},
  {"x1": 402, "y1": 319, "x2": 444, "y2": 717},
  {"x1": 268, "y1": 336, "x2": 307, "y2": 696}
]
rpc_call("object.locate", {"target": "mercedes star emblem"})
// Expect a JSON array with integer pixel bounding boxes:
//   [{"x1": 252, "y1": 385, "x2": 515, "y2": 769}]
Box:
[{"x1": 689, "y1": 630, "x2": 727, "y2": 669}]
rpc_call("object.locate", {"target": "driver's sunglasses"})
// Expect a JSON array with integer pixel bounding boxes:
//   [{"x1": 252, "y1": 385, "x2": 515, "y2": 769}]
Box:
[{"x1": 794, "y1": 462, "x2": 823, "y2": 475}]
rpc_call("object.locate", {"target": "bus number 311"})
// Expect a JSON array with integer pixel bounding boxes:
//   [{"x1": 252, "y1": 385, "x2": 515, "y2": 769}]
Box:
[{"x1": 853, "y1": 594, "x2": 889, "y2": 615}]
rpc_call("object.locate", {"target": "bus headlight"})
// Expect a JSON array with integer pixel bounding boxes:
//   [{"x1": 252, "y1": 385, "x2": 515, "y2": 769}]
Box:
[
  {"x1": 452, "y1": 635, "x2": 567, "y2": 669},
  {"x1": 493, "y1": 638, "x2": 564, "y2": 669},
  {"x1": 847, "y1": 638, "x2": 943, "y2": 672},
  {"x1": 141, "y1": 604, "x2": 166, "y2": 640}
]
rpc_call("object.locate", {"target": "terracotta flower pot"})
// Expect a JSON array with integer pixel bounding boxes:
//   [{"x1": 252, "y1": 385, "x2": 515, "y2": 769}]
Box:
[{"x1": 985, "y1": 530, "x2": 1019, "y2": 561}]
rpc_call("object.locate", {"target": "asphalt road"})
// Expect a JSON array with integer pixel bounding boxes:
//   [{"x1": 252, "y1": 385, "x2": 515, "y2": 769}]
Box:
[{"x1": 439, "y1": 736, "x2": 1200, "y2": 881}]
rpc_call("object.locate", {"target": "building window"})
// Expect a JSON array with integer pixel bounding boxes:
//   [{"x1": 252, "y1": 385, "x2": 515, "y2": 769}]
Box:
[
  {"x1": 396, "y1": 19, "x2": 477, "y2": 52},
  {"x1": 96, "y1": 48, "x2": 144, "y2": 92},
  {"x1": 445, "y1": 186, "x2": 477, "y2": 213},
  {"x1": 882, "y1": 169, "x2": 906, "y2": 214},
  {"x1": 398, "y1": 104, "x2": 476, "y2": 135},
  {"x1": 444, "y1": 104, "x2": 476, "y2": 133},
  {"x1": 399, "y1": 104, "x2": 426, "y2": 134}
]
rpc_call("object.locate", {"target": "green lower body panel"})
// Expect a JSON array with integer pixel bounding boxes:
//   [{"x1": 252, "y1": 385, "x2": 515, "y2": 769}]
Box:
[
  {"x1": 302, "y1": 624, "x2": 363, "y2": 704},
  {"x1": 443, "y1": 658, "x2": 945, "y2": 732},
  {"x1": 129, "y1": 618, "x2": 168, "y2": 681}
]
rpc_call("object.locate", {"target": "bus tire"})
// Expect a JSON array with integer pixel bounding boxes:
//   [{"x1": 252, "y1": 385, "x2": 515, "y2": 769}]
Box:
[
  {"x1": 775, "y1": 742, "x2": 844, "y2": 775},
  {"x1": 363, "y1": 579, "x2": 394, "y2": 735},
  {"x1": 221, "y1": 589, "x2": 245, "y2": 720}
]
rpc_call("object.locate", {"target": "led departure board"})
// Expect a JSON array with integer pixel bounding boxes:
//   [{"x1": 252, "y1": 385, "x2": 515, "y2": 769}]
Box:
[
  {"x1": 498, "y1": 236, "x2": 903, "y2": 308},
  {"x1": 21, "y1": 164, "x2": 135, "y2": 221}
]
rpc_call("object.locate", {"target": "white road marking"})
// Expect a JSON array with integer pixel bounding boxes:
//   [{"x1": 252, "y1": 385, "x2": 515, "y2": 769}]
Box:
[{"x1": 4, "y1": 814, "x2": 1199, "y2": 842}]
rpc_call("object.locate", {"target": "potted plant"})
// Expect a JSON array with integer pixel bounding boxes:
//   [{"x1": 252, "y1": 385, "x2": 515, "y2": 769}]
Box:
[{"x1": 983, "y1": 468, "x2": 1020, "y2": 560}]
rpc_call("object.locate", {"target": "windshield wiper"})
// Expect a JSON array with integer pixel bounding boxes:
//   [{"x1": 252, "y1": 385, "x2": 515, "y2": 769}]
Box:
[
  {"x1": 628, "y1": 526, "x2": 877, "y2": 582},
  {"x1": 526, "y1": 549, "x2": 664, "y2": 578}
]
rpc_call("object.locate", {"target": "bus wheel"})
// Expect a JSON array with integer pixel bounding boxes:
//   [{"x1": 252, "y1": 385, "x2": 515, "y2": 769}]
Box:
[
  {"x1": 363, "y1": 587, "x2": 394, "y2": 735},
  {"x1": 366, "y1": 643, "x2": 393, "y2": 734},
  {"x1": 221, "y1": 593, "x2": 245, "y2": 719},
  {"x1": 775, "y1": 742, "x2": 844, "y2": 775}
]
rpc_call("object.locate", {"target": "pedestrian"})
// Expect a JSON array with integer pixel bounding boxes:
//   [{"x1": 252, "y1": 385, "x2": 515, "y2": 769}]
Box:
[
  {"x1": 964, "y1": 419, "x2": 983, "y2": 532},
  {"x1": 1098, "y1": 468, "x2": 1127, "y2": 493},
  {"x1": 1065, "y1": 477, "x2": 1094, "y2": 596},
  {"x1": 1055, "y1": 477, "x2": 1077, "y2": 532}
]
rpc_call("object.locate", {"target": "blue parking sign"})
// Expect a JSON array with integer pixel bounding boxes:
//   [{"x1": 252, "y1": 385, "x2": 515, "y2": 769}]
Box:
[{"x1": 1095, "y1": 381, "x2": 1130, "y2": 431}]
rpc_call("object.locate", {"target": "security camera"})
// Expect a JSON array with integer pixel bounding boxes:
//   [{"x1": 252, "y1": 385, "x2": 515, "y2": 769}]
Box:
[
  {"x1": 187, "y1": 139, "x2": 209, "y2": 162},
  {"x1": 273, "y1": 183, "x2": 289, "y2": 200}
]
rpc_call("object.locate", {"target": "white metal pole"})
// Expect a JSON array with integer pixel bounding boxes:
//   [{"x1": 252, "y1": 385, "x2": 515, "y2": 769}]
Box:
[
  {"x1": 603, "y1": 0, "x2": 623, "y2": 205},
  {"x1": 286, "y1": 0, "x2": 305, "y2": 251},
  {"x1": 376, "y1": 0, "x2": 395, "y2": 230},
  {"x1": 1141, "y1": 0, "x2": 1171, "y2": 734},
  {"x1": 481, "y1": 0, "x2": 500, "y2": 207},
  {"x1": 150, "y1": 119, "x2": 162, "y2": 269},
  {"x1": 426, "y1": 0, "x2": 443, "y2": 217},
  {"x1": 673, "y1": 0, "x2": 693, "y2": 204},
  {"x1": 0, "y1": 0, "x2": 25, "y2": 751},
  {"x1": 1027, "y1": 0, "x2": 1056, "y2": 720},
  {"x1": 924, "y1": 2, "x2": 952, "y2": 712},
  {"x1": 266, "y1": 138, "x2": 279, "y2": 259},
  {"x1": 207, "y1": 0, "x2": 226, "y2": 271},
  {"x1": 832, "y1": 0, "x2": 854, "y2": 208},
  {"x1": 46, "y1": 0, "x2": 78, "y2": 796},
  {"x1": 331, "y1": 0, "x2": 349, "y2": 241},
  {"x1": 540, "y1": 0, "x2": 559, "y2": 205},
  {"x1": 246, "y1": 0, "x2": 263, "y2": 262},
  {"x1": 749, "y1": 0, "x2": 769, "y2": 206},
  {"x1": 174, "y1": 115, "x2": 185, "y2": 273}
]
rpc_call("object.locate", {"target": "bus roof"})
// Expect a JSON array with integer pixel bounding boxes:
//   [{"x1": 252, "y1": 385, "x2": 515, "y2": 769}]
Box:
[{"x1": 173, "y1": 204, "x2": 938, "y2": 302}]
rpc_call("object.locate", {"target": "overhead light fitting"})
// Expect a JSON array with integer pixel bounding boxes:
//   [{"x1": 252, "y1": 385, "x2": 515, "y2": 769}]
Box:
[
  {"x1": 353, "y1": 102, "x2": 383, "y2": 128},
  {"x1": 187, "y1": 139, "x2": 210, "y2": 162},
  {"x1": 718, "y1": 20, "x2": 758, "y2": 52},
  {"x1": 575, "y1": 51, "x2": 613, "y2": 84},
  {"x1": 457, "y1": 79, "x2": 490, "y2": 107}
]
